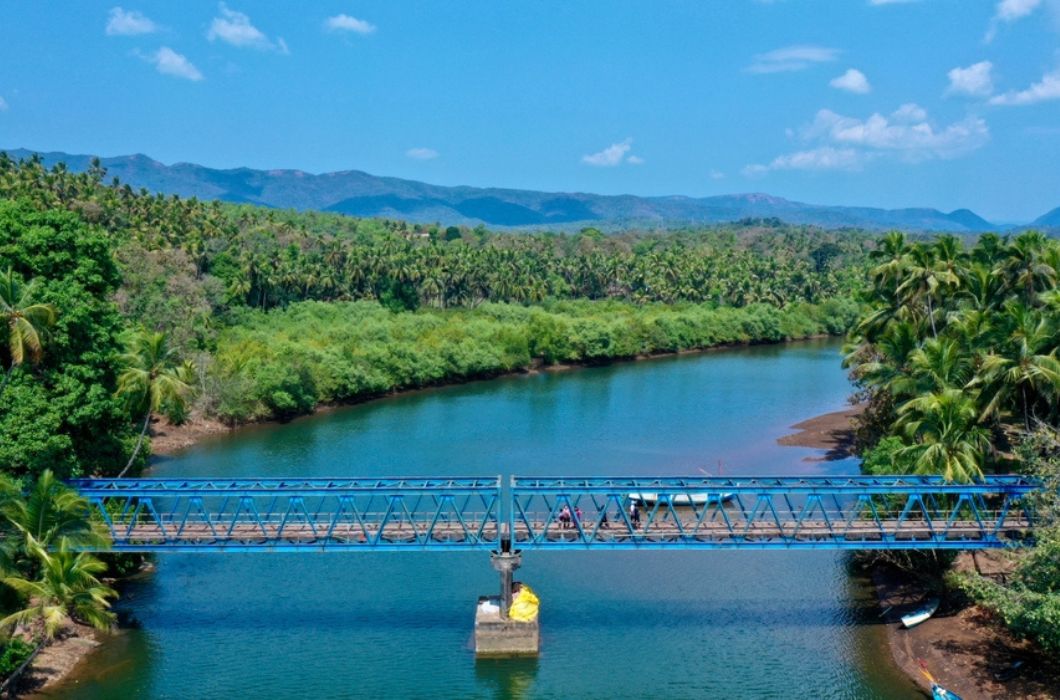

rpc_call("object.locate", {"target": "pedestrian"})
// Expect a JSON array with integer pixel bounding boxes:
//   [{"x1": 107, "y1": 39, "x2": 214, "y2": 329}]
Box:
[
  {"x1": 599, "y1": 506, "x2": 610, "y2": 529},
  {"x1": 574, "y1": 506, "x2": 583, "y2": 527},
  {"x1": 629, "y1": 500, "x2": 641, "y2": 528},
  {"x1": 559, "y1": 504, "x2": 571, "y2": 529}
]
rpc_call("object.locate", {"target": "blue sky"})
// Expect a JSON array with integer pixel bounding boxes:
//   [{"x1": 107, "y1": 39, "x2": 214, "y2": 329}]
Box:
[{"x1": 2, "y1": 1, "x2": 1059, "y2": 221}]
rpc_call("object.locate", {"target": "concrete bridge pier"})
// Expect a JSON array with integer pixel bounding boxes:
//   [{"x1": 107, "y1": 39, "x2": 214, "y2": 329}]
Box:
[{"x1": 474, "y1": 529, "x2": 539, "y2": 656}]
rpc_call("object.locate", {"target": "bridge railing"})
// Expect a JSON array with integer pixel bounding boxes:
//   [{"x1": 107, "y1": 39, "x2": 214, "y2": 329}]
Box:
[
  {"x1": 509, "y1": 475, "x2": 1040, "y2": 550},
  {"x1": 70, "y1": 477, "x2": 503, "y2": 552}
]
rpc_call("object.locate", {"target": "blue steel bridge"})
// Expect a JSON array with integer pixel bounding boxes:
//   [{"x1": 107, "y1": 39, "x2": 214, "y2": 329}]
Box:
[{"x1": 69, "y1": 474, "x2": 1040, "y2": 553}]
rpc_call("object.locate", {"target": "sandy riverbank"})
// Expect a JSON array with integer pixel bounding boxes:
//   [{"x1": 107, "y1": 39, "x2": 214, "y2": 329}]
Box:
[
  {"x1": 776, "y1": 404, "x2": 862, "y2": 459},
  {"x1": 10, "y1": 624, "x2": 103, "y2": 697},
  {"x1": 872, "y1": 553, "x2": 1060, "y2": 699}
]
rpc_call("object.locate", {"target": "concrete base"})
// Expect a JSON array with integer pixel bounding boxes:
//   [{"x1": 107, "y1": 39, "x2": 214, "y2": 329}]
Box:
[{"x1": 473, "y1": 596, "x2": 540, "y2": 657}]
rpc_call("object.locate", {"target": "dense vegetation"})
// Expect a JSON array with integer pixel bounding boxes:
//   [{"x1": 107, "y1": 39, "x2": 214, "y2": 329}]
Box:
[
  {"x1": 0, "y1": 153, "x2": 869, "y2": 452},
  {"x1": 209, "y1": 298, "x2": 857, "y2": 422},
  {"x1": 843, "y1": 231, "x2": 1060, "y2": 653}
]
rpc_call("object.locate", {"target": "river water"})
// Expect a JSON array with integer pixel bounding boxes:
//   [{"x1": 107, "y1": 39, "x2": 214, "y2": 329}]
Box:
[{"x1": 48, "y1": 339, "x2": 920, "y2": 699}]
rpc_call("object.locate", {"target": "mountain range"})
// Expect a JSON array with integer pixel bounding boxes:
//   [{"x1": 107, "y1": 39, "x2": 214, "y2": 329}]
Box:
[{"x1": 5, "y1": 148, "x2": 1054, "y2": 232}]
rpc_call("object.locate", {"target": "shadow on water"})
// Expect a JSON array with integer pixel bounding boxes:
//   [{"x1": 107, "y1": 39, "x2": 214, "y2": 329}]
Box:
[{"x1": 474, "y1": 657, "x2": 540, "y2": 700}]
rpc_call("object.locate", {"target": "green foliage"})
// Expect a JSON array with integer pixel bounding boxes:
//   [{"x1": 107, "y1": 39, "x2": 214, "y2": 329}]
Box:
[
  {"x1": 208, "y1": 299, "x2": 852, "y2": 423},
  {"x1": 0, "y1": 471, "x2": 116, "y2": 641},
  {"x1": 0, "y1": 200, "x2": 135, "y2": 478},
  {"x1": 846, "y1": 231, "x2": 1060, "y2": 480},
  {"x1": 954, "y1": 428, "x2": 1060, "y2": 653},
  {"x1": 0, "y1": 637, "x2": 34, "y2": 678}
]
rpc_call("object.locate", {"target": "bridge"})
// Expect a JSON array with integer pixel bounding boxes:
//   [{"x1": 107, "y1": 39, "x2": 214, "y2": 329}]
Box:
[{"x1": 71, "y1": 474, "x2": 1040, "y2": 553}]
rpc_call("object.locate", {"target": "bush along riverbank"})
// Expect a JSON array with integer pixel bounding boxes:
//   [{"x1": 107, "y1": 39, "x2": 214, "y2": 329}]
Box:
[{"x1": 199, "y1": 297, "x2": 860, "y2": 425}]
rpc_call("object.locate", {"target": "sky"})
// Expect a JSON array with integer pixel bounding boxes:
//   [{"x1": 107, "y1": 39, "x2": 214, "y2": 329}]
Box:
[{"x1": 1, "y1": 1, "x2": 1059, "y2": 222}]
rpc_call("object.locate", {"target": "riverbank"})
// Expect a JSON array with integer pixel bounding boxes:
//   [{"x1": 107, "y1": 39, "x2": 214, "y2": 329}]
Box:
[
  {"x1": 776, "y1": 404, "x2": 862, "y2": 460},
  {"x1": 9, "y1": 625, "x2": 101, "y2": 697},
  {"x1": 873, "y1": 554, "x2": 1060, "y2": 699},
  {"x1": 151, "y1": 336, "x2": 835, "y2": 458}
]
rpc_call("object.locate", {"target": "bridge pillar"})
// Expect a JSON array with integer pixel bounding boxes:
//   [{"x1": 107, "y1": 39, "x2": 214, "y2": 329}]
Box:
[{"x1": 474, "y1": 529, "x2": 539, "y2": 656}]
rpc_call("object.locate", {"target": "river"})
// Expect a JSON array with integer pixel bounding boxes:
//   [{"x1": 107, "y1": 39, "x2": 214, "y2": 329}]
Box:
[{"x1": 46, "y1": 339, "x2": 921, "y2": 699}]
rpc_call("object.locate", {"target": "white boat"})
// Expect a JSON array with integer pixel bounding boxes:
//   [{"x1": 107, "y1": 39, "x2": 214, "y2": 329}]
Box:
[
  {"x1": 628, "y1": 491, "x2": 734, "y2": 506},
  {"x1": 901, "y1": 598, "x2": 939, "y2": 628}
]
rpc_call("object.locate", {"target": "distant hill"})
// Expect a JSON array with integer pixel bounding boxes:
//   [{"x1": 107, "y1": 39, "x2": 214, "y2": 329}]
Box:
[
  {"x1": 3, "y1": 147, "x2": 1004, "y2": 232},
  {"x1": 1032, "y1": 206, "x2": 1060, "y2": 229}
]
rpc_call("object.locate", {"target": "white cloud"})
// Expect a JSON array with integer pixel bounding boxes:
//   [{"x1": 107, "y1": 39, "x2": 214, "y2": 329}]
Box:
[
  {"x1": 0, "y1": 96, "x2": 7, "y2": 112},
  {"x1": 325, "y1": 14, "x2": 376, "y2": 34},
  {"x1": 806, "y1": 106, "x2": 988, "y2": 157},
  {"x1": 986, "y1": 0, "x2": 1042, "y2": 40},
  {"x1": 582, "y1": 138, "x2": 637, "y2": 167},
  {"x1": 142, "y1": 47, "x2": 204, "y2": 81},
  {"x1": 996, "y1": 0, "x2": 1042, "y2": 20},
  {"x1": 708, "y1": 169, "x2": 725, "y2": 180},
  {"x1": 743, "y1": 147, "x2": 864, "y2": 176},
  {"x1": 946, "y1": 61, "x2": 994, "y2": 97},
  {"x1": 989, "y1": 69, "x2": 1060, "y2": 105},
  {"x1": 106, "y1": 7, "x2": 158, "y2": 35},
  {"x1": 207, "y1": 4, "x2": 287, "y2": 52},
  {"x1": 406, "y1": 147, "x2": 439, "y2": 160},
  {"x1": 830, "y1": 68, "x2": 871, "y2": 94},
  {"x1": 745, "y1": 104, "x2": 989, "y2": 175},
  {"x1": 891, "y1": 102, "x2": 928, "y2": 122},
  {"x1": 626, "y1": 155, "x2": 645, "y2": 165},
  {"x1": 746, "y1": 45, "x2": 839, "y2": 73}
]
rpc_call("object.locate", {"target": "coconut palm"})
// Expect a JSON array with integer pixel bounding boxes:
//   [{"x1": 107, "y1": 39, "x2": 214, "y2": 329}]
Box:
[
  {"x1": 897, "y1": 389, "x2": 991, "y2": 483},
  {"x1": 116, "y1": 330, "x2": 192, "y2": 477},
  {"x1": 1, "y1": 540, "x2": 116, "y2": 639},
  {"x1": 973, "y1": 303, "x2": 1060, "y2": 430},
  {"x1": 0, "y1": 268, "x2": 57, "y2": 400},
  {"x1": 0, "y1": 470, "x2": 108, "y2": 556}
]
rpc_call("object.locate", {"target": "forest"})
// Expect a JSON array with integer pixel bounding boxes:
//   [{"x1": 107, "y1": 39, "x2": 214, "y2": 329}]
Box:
[
  {"x1": 0, "y1": 153, "x2": 869, "y2": 477},
  {"x1": 844, "y1": 231, "x2": 1060, "y2": 652}
]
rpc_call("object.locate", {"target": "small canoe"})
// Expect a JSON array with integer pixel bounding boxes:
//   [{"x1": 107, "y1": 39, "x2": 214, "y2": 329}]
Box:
[
  {"x1": 901, "y1": 598, "x2": 939, "y2": 628},
  {"x1": 931, "y1": 683, "x2": 963, "y2": 700},
  {"x1": 629, "y1": 492, "x2": 734, "y2": 506}
]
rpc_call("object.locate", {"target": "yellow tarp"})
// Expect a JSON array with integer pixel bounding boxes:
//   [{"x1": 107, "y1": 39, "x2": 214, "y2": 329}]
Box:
[{"x1": 509, "y1": 584, "x2": 539, "y2": 622}]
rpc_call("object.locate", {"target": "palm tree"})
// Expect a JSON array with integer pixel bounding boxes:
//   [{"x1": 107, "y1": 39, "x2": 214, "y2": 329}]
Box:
[
  {"x1": 0, "y1": 268, "x2": 57, "y2": 400},
  {"x1": 973, "y1": 303, "x2": 1060, "y2": 430},
  {"x1": 116, "y1": 330, "x2": 192, "y2": 477},
  {"x1": 0, "y1": 470, "x2": 109, "y2": 557},
  {"x1": 1, "y1": 540, "x2": 116, "y2": 639},
  {"x1": 897, "y1": 389, "x2": 991, "y2": 483}
]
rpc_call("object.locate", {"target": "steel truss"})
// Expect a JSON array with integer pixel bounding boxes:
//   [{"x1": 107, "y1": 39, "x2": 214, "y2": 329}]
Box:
[
  {"x1": 69, "y1": 475, "x2": 1040, "y2": 552},
  {"x1": 70, "y1": 477, "x2": 503, "y2": 552},
  {"x1": 509, "y1": 475, "x2": 1040, "y2": 550}
]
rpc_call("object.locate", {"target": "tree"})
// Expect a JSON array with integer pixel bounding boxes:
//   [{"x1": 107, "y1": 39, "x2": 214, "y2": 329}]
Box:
[
  {"x1": 897, "y1": 389, "x2": 990, "y2": 483},
  {"x1": 0, "y1": 201, "x2": 133, "y2": 479},
  {"x1": 1, "y1": 540, "x2": 116, "y2": 639},
  {"x1": 0, "y1": 470, "x2": 108, "y2": 557},
  {"x1": 0, "y1": 268, "x2": 57, "y2": 400},
  {"x1": 116, "y1": 330, "x2": 192, "y2": 476}
]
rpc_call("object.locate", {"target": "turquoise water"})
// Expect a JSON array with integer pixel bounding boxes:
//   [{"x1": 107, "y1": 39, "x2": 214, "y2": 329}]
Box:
[{"x1": 47, "y1": 339, "x2": 920, "y2": 699}]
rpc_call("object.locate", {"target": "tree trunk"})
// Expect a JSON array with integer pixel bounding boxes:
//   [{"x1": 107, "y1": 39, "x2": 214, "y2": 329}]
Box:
[
  {"x1": 0, "y1": 362, "x2": 13, "y2": 403},
  {"x1": 926, "y1": 296, "x2": 938, "y2": 339},
  {"x1": 118, "y1": 411, "x2": 152, "y2": 478}
]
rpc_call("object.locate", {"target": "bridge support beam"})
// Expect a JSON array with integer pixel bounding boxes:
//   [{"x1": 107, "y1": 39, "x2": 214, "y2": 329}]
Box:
[{"x1": 475, "y1": 533, "x2": 538, "y2": 656}]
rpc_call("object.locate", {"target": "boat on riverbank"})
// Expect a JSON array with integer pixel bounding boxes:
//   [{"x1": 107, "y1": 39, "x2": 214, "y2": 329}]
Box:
[
  {"x1": 902, "y1": 598, "x2": 939, "y2": 628},
  {"x1": 628, "y1": 491, "x2": 735, "y2": 506}
]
